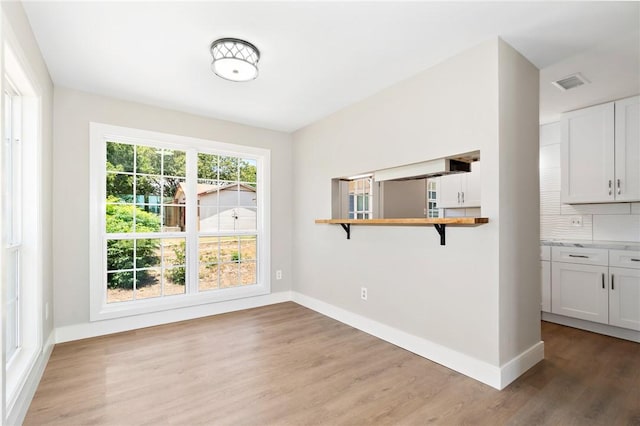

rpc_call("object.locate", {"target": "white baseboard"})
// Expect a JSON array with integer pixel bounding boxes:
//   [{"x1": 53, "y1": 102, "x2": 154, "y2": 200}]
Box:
[
  {"x1": 6, "y1": 331, "x2": 55, "y2": 426},
  {"x1": 499, "y1": 341, "x2": 544, "y2": 389},
  {"x1": 55, "y1": 291, "x2": 292, "y2": 343},
  {"x1": 53, "y1": 290, "x2": 543, "y2": 392},
  {"x1": 292, "y1": 292, "x2": 541, "y2": 390},
  {"x1": 542, "y1": 312, "x2": 640, "y2": 343}
]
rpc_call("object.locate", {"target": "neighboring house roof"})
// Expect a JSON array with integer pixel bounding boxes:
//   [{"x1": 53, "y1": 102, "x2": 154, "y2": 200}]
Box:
[{"x1": 174, "y1": 182, "x2": 256, "y2": 203}]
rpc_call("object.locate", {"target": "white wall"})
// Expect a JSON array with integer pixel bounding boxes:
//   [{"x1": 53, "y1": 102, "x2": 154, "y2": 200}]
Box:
[
  {"x1": 1, "y1": 2, "x2": 55, "y2": 424},
  {"x1": 497, "y1": 40, "x2": 541, "y2": 365},
  {"x1": 292, "y1": 38, "x2": 541, "y2": 386},
  {"x1": 52, "y1": 88, "x2": 293, "y2": 331},
  {"x1": 540, "y1": 122, "x2": 640, "y2": 241}
]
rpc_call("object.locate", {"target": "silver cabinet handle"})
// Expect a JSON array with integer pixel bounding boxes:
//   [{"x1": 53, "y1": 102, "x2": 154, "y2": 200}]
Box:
[
  {"x1": 461, "y1": 192, "x2": 465, "y2": 204},
  {"x1": 617, "y1": 179, "x2": 621, "y2": 195},
  {"x1": 602, "y1": 273, "x2": 605, "y2": 289},
  {"x1": 457, "y1": 192, "x2": 460, "y2": 204},
  {"x1": 631, "y1": 258, "x2": 640, "y2": 262},
  {"x1": 608, "y1": 180, "x2": 612, "y2": 195},
  {"x1": 569, "y1": 254, "x2": 589, "y2": 258}
]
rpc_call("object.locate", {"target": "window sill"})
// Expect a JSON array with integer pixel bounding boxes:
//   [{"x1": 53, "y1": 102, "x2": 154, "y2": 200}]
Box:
[{"x1": 91, "y1": 282, "x2": 270, "y2": 321}]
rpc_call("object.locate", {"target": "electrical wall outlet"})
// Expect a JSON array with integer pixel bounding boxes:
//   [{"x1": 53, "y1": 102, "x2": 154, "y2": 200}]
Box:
[
  {"x1": 276, "y1": 270, "x2": 282, "y2": 280},
  {"x1": 571, "y1": 216, "x2": 583, "y2": 227},
  {"x1": 361, "y1": 287, "x2": 368, "y2": 301}
]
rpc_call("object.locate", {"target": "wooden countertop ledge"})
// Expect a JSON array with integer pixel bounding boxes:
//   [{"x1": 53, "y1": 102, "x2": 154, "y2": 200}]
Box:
[{"x1": 315, "y1": 217, "x2": 488, "y2": 226}]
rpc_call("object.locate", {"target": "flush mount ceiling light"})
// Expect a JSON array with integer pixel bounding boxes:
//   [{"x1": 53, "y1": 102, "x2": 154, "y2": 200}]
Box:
[{"x1": 210, "y1": 38, "x2": 260, "y2": 82}]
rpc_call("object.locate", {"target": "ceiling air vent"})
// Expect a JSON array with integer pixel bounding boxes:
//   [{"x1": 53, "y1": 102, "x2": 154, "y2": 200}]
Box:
[{"x1": 552, "y1": 73, "x2": 590, "y2": 91}]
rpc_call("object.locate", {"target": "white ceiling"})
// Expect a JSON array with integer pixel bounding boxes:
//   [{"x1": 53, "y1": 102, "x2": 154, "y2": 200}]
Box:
[{"x1": 23, "y1": 1, "x2": 640, "y2": 132}]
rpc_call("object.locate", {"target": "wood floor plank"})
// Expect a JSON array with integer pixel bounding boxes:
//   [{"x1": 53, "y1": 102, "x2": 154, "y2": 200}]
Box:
[{"x1": 24, "y1": 303, "x2": 640, "y2": 425}]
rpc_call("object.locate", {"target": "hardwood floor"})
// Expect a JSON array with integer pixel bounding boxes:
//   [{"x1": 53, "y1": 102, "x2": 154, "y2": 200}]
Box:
[{"x1": 24, "y1": 302, "x2": 640, "y2": 425}]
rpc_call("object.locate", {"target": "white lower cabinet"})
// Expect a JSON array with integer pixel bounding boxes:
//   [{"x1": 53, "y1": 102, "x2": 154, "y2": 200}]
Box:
[
  {"x1": 546, "y1": 246, "x2": 640, "y2": 335},
  {"x1": 541, "y1": 260, "x2": 551, "y2": 313},
  {"x1": 609, "y1": 267, "x2": 640, "y2": 331},
  {"x1": 552, "y1": 262, "x2": 609, "y2": 324},
  {"x1": 540, "y1": 246, "x2": 551, "y2": 313}
]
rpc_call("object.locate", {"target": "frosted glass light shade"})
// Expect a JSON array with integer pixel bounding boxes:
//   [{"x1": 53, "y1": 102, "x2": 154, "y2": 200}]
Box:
[{"x1": 210, "y1": 38, "x2": 260, "y2": 82}]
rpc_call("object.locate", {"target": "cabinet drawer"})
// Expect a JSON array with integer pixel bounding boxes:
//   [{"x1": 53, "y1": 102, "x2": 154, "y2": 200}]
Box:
[
  {"x1": 540, "y1": 245, "x2": 551, "y2": 261},
  {"x1": 552, "y1": 246, "x2": 608, "y2": 266},
  {"x1": 609, "y1": 250, "x2": 640, "y2": 270}
]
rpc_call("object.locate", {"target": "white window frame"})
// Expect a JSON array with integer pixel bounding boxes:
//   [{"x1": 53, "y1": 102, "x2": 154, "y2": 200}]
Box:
[
  {"x1": 2, "y1": 40, "x2": 43, "y2": 415},
  {"x1": 89, "y1": 123, "x2": 271, "y2": 321}
]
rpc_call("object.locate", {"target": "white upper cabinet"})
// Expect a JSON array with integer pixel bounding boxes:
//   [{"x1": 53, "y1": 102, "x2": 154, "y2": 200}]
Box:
[
  {"x1": 561, "y1": 96, "x2": 640, "y2": 204},
  {"x1": 463, "y1": 162, "x2": 481, "y2": 207},
  {"x1": 437, "y1": 173, "x2": 464, "y2": 208},
  {"x1": 561, "y1": 102, "x2": 615, "y2": 203},
  {"x1": 614, "y1": 97, "x2": 640, "y2": 202},
  {"x1": 436, "y1": 162, "x2": 481, "y2": 209}
]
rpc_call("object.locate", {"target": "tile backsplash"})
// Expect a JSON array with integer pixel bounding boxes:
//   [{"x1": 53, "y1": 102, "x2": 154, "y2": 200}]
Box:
[{"x1": 540, "y1": 122, "x2": 640, "y2": 242}]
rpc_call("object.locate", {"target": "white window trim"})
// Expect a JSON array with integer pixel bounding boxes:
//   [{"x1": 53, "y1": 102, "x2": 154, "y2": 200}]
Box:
[
  {"x1": 2, "y1": 37, "x2": 43, "y2": 415},
  {"x1": 89, "y1": 123, "x2": 271, "y2": 321}
]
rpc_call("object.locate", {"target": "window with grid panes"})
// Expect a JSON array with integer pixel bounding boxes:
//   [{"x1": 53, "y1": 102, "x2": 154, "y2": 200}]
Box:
[
  {"x1": 348, "y1": 177, "x2": 373, "y2": 219},
  {"x1": 427, "y1": 179, "x2": 439, "y2": 218},
  {"x1": 3, "y1": 44, "x2": 44, "y2": 412},
  {"x1": 90, "y1": 123, "x2": 269, "y2": 320},
  {"x1": 104, "y1": 142, "x2": 188, "y2": 303}
]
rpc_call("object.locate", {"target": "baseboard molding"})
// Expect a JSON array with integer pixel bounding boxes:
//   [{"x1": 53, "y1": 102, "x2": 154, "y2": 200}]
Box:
[
  {"x1": 292, "y1": 291, "x2": 520, "y2": 389},
  {"x1": 499, "y1": 341, "x2": 544, "y2": 389},
  {"x1": 53, "y1": 290, "x2": 544, "y2": 392},
  {"x1": 542, "y1": 312, "x2": 640, "y2": 343},
  {"x1": 55, "y1": 291, "x2": 292, "y2": 343},
  {"x1": 6, "y1": 331, "x2": 55, "y2": 426}
]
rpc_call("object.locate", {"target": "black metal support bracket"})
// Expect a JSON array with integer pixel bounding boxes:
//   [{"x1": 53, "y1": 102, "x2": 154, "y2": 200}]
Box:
[
  {"x1": 434, "y1": 224, "x2": 446, "y2": 246},
  {"x1": 340, "y1": 223, "x2": 351, "y2": 239}
]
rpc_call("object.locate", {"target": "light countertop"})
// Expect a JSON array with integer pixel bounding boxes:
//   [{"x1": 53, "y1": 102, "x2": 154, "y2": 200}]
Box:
[{"x1": 541, "y1": 239, "x2": 640, "y2": 251}]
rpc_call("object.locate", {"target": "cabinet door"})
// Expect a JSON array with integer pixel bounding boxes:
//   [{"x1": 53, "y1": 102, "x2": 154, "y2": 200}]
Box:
[
  {"x1": 462, "y1": 164, "x2": 481, "y2": 208},
  {"x1": 541, "y1": 260, "x2": 551, "y2": 312},
  {"x1": 614, "y1": 96, "x2": 640, "y2": 202},
  {"x1": 561, "y1": 102, "x2": 615, "y2": 203},
  {"x1": 551, "y1": 262, "x2": 608, "y2": 324},
  {"x1": 436, "y1": 174, "x2": 461, "y2": 208},
  {"x1": 609, "y1": 267, "x2": 640, "y2": 331}
]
